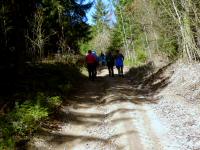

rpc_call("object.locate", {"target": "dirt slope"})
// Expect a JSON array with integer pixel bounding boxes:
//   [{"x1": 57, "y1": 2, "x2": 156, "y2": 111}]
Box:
[{"x1": 151, "y1": 63, "x2": 200, "y2": 150}]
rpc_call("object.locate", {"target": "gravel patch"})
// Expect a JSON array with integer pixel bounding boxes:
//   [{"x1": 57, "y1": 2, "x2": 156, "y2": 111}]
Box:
[{"x1": 151, "y1": 63, "x2": 200, "y2": 150}]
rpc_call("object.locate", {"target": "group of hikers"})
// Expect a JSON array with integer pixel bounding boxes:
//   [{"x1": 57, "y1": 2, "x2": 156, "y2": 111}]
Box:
[{"x1": 85, "y1": 50, "x2": 124, "y2": 81}]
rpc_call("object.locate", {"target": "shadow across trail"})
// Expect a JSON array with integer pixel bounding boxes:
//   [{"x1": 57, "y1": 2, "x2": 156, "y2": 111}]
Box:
[
  {"x1": 126, "y1": 62, "x2": 173, "y2": 96},
  {"x1": 29, "y1": 66, "x2": 168, "y2": 150},
  {"x1": 35, "y1": 129, "x2": 137, "y2": 150}
]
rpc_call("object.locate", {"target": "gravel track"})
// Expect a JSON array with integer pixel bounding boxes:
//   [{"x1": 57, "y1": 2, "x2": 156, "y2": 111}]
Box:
[{"x1": 29, "y1": 66, "x2": 200, "y2": 150}]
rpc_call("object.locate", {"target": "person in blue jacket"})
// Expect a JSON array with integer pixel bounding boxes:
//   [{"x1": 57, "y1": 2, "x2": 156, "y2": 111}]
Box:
[
  {"x1": 99, "y1": 52, "x2": 106, "y2": 66},
  {"x1": 115, "y1": 50, "x2": 124, "y2": 77}
]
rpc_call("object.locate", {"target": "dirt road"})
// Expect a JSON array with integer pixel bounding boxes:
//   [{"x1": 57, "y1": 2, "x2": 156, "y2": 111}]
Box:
[{"x1": 29, "y1": 68, "x2": 168, "y2": 150}]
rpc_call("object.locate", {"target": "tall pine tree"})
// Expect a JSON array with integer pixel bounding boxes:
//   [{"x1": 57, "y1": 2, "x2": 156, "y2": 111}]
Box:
[{"x1": 92, "y1": 0, "x2": 110, "y2": 33}]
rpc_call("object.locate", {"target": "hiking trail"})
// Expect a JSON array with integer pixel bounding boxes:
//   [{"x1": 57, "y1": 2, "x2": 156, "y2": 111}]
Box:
[{"x1": 28, "y1": 67, "x2": 169, "y2": 150}]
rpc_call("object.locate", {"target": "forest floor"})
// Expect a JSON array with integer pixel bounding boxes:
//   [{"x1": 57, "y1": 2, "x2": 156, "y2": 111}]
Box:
[{"x1": 28, "y1": 63, "x2": 200, "y2": 150}]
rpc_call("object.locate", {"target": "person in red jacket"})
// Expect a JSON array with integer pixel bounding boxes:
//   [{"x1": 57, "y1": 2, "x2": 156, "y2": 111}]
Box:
[{"x1": 86, "y1": 50, "x2": 96, "y2": 81}]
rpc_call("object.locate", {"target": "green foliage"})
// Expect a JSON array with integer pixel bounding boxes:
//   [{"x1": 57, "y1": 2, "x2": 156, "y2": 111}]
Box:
[
  {"x1": 158, "y1": 37, "x2": 178, "y2": 59},
  {"x1": 136, "y1": 49, "x2": 148, "y2": 62},
  {"x1": 11, "y1": 101, "x2": 48, "y2": 136},
  {"x1": 151, "y1": 0, "x2": 200, "y2": 61},
  {"x1": 0, "y1": 62, "x2": 82, "y2": 149},
  {"x1": 109, "y1": 0, "x2": 182, "y2": 64},
  {"x1": 47, "y1": 96, "x2": 62, "y2": 108},
  {"x1": 0, "y1": 123, "x2": 15, "y2": 150},
  {"x1": 0, "y1": 1, "x2": 90, "y2": 148},
  {"x1": 79, "y1": 42, "x2": 92, "y2": 54},
  {"x1": 0, "y1": 93, "x2": 62, "y2": 149},
  {"x1": 109, "y1": 28, "x2": 123, "y2": 51},
  {"x1": 124, "y1": 49, "x2": 147, "y2": 67},
  {"x1": 78, "y1": 0, "x2": 113, "y2": 54},
  {"x1": 0, "y1": 0, "x2": 93, "y2": 72},
  {"x1": 92, "y1": 0, "x2": 110, "y2": 33}
]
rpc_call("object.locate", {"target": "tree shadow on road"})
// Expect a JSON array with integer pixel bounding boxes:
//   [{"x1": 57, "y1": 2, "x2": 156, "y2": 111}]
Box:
[
  {"x1": 126, "y1": 62, "x2": 173, "y2": 96},
  {"x1": 52, "y1": 106, "x2": 141, "y2": 127},
  {"x1": 30, "y1": 129, "x2": 137, "y2": 150},
  {"x1": 29, "y1": 62, "x2": 173, "y2": 149}
]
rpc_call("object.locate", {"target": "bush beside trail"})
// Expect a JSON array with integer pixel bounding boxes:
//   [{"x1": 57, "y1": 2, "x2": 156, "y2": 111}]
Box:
[{"x1": 0, "y1": 57, "x2": 86, "y2": 149}]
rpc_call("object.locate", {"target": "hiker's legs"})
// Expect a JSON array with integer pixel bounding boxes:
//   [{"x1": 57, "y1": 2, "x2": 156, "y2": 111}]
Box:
[
  {"x1": 120, "y1": 66, "x2": 124, "y2": 76},
  {"x1": 94, "y1": 63, "x2": 97, "y2": 78},
  {"x1": 117, "y1": 67, "x2": 120, "y2": 76},
  {"x1": 108, "y1": 66, "x2": 111, "y2": 76},
  {"x1": 91, "y1": 64, "x2": 96, "y2": 80},
  {"x1": 117, "y1": 66, "x2": 123, "y2": 77},
  {"x1": 111, "y1": 66, "x2": 114, "y2": 76},
  {"x1": 87, "y1": 64, "x2": 92, "y2": 80},
  {"x1": 108, "y1": 66, "x2": 114, "y2": 76}
]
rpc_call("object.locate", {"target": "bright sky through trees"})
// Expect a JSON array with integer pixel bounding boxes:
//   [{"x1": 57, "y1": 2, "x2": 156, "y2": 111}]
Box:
[{"x1": 85, "y1": 0, "x2": 116, "y2": 25}]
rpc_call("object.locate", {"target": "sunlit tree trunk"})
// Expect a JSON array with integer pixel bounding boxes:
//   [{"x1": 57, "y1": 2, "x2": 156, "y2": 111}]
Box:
[
  {"x1": 118, "y1": 5, "x2": 129, "y2": 59},
  {"x1": 159, "y1": 0, "x2": 199, "y2": 62}
]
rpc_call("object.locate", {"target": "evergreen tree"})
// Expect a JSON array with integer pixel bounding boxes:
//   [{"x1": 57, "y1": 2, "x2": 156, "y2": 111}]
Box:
[
  {"x1": 0, "y1": 0, "x2": 93, "y2": 72},
  {"x1": 92, "y1": 0, "x2": 110, "y2": 33}
]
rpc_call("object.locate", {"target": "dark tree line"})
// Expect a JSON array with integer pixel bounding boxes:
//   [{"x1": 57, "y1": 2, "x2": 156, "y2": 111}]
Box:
[{"x1": 0, "y1": 0, "x2": 92, "y2": 73}]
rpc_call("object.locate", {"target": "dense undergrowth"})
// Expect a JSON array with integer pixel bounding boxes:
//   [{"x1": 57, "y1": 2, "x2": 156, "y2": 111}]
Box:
[{"x1": 0, "y1": 60, "x2": 86, "y2": 149}]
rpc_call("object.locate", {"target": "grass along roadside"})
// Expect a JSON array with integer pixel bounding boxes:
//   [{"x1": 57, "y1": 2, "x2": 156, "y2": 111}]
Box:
[{"x1": 0, "y1": 62, "x2": 86, "y2": 149}]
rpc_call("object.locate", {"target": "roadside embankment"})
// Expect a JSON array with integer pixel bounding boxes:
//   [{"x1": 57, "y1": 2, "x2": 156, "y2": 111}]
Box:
[{"x1": 140, "y1": 62, "x2": 200, "y2": 150}]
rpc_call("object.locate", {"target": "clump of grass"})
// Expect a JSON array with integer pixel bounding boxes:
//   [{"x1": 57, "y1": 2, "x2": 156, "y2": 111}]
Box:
[
  {"x1": 47, "y1": 96, "x2": 62, "y2": 109},
  {"x1": 0, "y1": 93, "x2": 62, "y2": 149}
]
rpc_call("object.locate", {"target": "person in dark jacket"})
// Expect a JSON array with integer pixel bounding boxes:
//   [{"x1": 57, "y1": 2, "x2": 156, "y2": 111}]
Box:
[{"x1": 106, "y1": 51, "x2": 115, "y2": 77}]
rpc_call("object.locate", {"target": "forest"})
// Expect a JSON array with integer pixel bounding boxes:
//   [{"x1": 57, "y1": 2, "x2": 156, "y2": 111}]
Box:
[{"x1": 1, "y1": 0, "x2": 200, "y2": 149}]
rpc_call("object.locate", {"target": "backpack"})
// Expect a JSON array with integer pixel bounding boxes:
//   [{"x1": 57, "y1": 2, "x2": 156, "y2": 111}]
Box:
[
  {"x1": 116, "y1": 54, "x2": 124, "y2": 67},
  {"x1": 106, "y1": 55, "x2": 114, "y2": 65}
]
